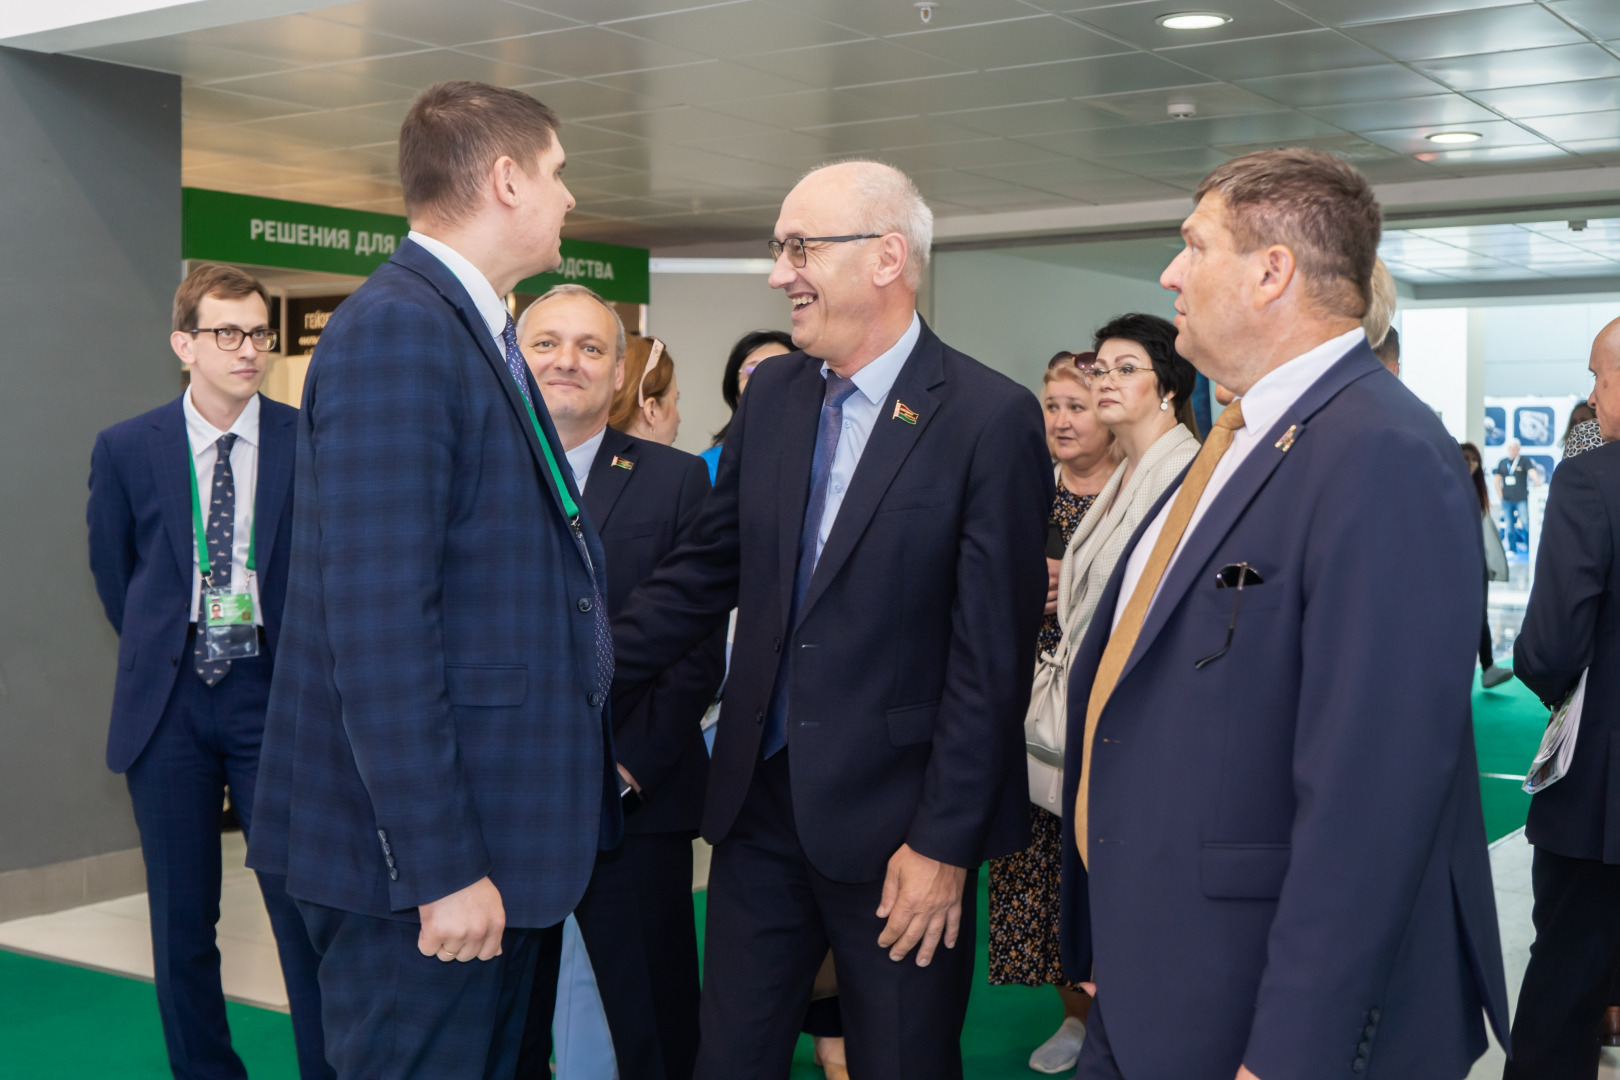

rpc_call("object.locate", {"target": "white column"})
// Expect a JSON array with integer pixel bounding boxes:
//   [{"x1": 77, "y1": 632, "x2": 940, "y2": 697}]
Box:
[{"x1": 1401, "y1": 308, "x2": 1471, "y2": 443}]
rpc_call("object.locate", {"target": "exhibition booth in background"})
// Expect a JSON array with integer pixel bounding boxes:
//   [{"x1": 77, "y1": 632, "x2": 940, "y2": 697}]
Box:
[{"x1": 180, "y1": 187, "x2": 651, "y2": 408}]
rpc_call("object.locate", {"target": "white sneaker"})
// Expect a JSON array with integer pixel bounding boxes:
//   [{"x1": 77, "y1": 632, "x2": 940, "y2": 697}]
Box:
[{"x1": 1028, "y1": 1016, "x2": 1086, "y2": 1074}]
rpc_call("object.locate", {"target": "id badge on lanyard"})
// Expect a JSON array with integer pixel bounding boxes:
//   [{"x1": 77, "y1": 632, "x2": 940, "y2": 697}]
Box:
[{"x1": 190, "y1": 448, "x2": 260, "y2": 662}]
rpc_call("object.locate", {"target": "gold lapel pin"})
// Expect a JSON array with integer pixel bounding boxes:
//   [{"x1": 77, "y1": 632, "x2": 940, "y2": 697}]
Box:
[
  {"x1": 893, "y1": 401, "x2": 919, "y2": 425},
  {"x1": 611, "y1": 455, "x2": 635, "y2": 470},
  {"x1": 1274, "y1": 425, "x2": 1299, "y2": 452}
]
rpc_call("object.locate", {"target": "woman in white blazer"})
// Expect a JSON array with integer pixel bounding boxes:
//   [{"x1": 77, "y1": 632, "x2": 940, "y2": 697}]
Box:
[{"x1": 1011, "y1": 312, "x2": 1202, "y2": 1073}]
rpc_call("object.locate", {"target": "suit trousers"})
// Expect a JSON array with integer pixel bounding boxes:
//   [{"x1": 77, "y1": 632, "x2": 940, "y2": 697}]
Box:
[
  {"x1": 695, "y1": 752, "x2": 977, "y2": 1079},
  {"x1": 296, "y1": 900, "x2": 561, "y2": 1080},
  {"x1": 1504, "y1": 846, "x2": 1620, "y2": 1079},
  {"x1": 124, "y1": 640, "x2": 330, "y2": 1080},
  {"x1": 516, "y1": 833, "x2": 700, "y2": 1080}
]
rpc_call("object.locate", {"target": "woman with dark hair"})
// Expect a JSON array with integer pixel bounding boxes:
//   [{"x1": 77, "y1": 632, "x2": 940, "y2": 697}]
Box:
[
  {"x1": 700, "y1": 329, "x2": 795, "y2": 481},
  {"x1": 1462, "y1": 442, "x2": 1513, "y2": 689}
]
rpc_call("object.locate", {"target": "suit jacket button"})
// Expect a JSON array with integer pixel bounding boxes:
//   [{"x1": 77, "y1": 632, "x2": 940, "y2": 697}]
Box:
[
  {"x1": 773, "y1": 637, "x2": 782, "y2": 652},
  {"x1": 1364, "y1": 1023, "x2": 1376, "y2": 1038},
  {"x1": 1358, "y1": 1040, "x2": 1370, "y2": 1054},
  {"x1": 577, "y1": 597, "x2": 592, "y2": 612},
  {"x1": 1368, "y1": 1008, "x2": 1380, "y2": 1023},
  {"x1": 170, "y1": 656, "x2": 179, "y2": 666},
  {"x1": 755, "y1": 709, "x2": 765, "y2": 724},
  {"x1": 588, "y1": 691, "x2": 603, "y2": 708},
  {"x1": 1351, "y1": 1060, "x2": 1365, "y2": 1074},
  {"x1": 389, "y1": 869, "x2": 398, "y2": 881}
]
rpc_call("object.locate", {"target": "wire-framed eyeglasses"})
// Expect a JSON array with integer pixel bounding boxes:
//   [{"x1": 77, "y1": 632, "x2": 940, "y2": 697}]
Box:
[
  {"x1": 1080, "y1": 362, "x2": 1151, "y2": 388},
  {"x1": 189, "y1": 327, "x2": 278, "y2": 351},
  {"x1": 767, "y1": 234, "x2": 882, "y2": 268}
]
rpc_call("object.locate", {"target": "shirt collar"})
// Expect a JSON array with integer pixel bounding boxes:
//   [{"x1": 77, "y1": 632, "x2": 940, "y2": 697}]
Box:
[
  {"x1": 407, "y1": 230, "x2": 509, "y2": 347},
  {"x1": 820, "y1": 311, "x2": 922, "y2": 405},
  {"x1": 1233, "y1": 326, "x2": 1365, "y2": 440},
  {"x1": 566, "y1": 424, "x2": 609, "y2": 491},
  {"x1": 182, "y1": 385, "x2": 260, "y2": 450}
]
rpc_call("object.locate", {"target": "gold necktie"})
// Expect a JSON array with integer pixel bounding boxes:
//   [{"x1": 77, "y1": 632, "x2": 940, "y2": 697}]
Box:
[{"x1": 1075, "y1": 402, "x2": 1246, "y2": 866}]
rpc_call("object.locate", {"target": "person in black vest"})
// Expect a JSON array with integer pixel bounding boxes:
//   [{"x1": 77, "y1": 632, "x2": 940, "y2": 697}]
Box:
[
  {"x1": 1494, "y1": 438, "x2": 1540, "y2": 557},
  {"x1": 514, "y1": 283, "x2": 723, "y2": 1080},
  {"x1": 1507, "y1": 317, "x2": 1620, "y2": 1077},
  {"x1": 87, "y1": 264, "x2": 330, "y2": 1080}
]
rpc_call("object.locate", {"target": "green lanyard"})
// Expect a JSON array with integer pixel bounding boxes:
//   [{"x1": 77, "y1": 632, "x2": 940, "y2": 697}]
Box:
[
  {"x1": 515, "y1": 382, "x2": 581, "y2": 523},
  {"x1": 188, "y1": 448, "x2": 255, "y2": 578}
]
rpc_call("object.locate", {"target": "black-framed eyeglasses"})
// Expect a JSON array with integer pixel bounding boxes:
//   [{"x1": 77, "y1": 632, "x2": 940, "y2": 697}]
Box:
[
  {"x1": 190, "y1": 327, "x2": 278, "y2": 351},
  {"x1": 767, "y1": 235, "x2": 882, "y2": 268},
  {"x1": 1195, "y1": 562, "x2": 1264, "y2": 670}
]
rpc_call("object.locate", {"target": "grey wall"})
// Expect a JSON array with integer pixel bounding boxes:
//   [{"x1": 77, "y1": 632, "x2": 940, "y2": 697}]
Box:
[
  {"x1": 931, "y1": 248, "x2": 1176, "y2": 395},
  {"x1": 0, "y1": 49, "x2": 181, "y2": 873}
]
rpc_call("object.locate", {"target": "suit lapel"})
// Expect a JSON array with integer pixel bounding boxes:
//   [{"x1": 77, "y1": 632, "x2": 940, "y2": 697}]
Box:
[
  {"x1": 151, "y1": 398, "x2": 195, "y2": 586},
  {"x1": 797, "y1": 327, "x2": 943, "y2": 624},
  {"x1": 389, "y1": 240, "x2": 578, "y2": 529},
  {"x1": 253, "y1": 396, "x2": 294, "y2": 573},
  {"x1": 1114, "y1": 343, "x2": 1385, "y2": 688},
  {"x1": 777, "y1": 360, "x2": 826, "y2": 630},
  {"x1": 582, "y1": 427, "x2": 635, "y2": 531}
]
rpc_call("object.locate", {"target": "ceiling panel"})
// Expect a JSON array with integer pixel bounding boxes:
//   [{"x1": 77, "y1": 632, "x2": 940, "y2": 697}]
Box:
[
  {"x1": 1063, "y1": 0, "x2": 1321, "y2": 49},
  {"x1": 761, "y1": 0, "x2": 1048, "y2": 39},
  {"x1": 1472, "y1": 77, "x2": 1620, "y2": 119},
  {"x1": 609, "y1": 1, "x2": 862, "y2": 56},
  {"x1": 890, "y1": 15, "x2": 1128, "y2": 68},
  {"x1": 1361, "y1": 118, "x2": 1549, "y2": 155},
  {"x1": 1158, "y1": 29, "x2": 1388, "y2": 82},
  {"x1": 182, "y1": 86, "x2": 315, "y2": 124},
  {"x1": 1342, "y1": 6, "x2": 1587, "y2": 62},
  {"x1": 1020, "y1": 110, "x2": 1338, "y2": 159},
  {"x1": 205, "y1": 68, "x2": 417, "y2": 110},
  {"x1": 737, "y1": 39, "x2": 969, "y2": 85},
  {"x1": 1303, "y1": 94, "x2": 1499, "y2": 131},
  {"x1": 327, "y1": 48, "x2": 550, "y2": 89},
  {"x1": 77, "y1": 38, "x2": 296, "y2": 82},
  {"x1": 183, "y1": 12, "x2": 424, "y2": 66},
  {"x1": 1413, "y1": 44, "x2": 1620, "y2": 93},
  {"x1": 458, "y1": 26, "x2": 712, "y2": 80},
  {"x1": 869, "y1": 137, "x2": 1071, "y2": 172},
  {"x1": 233, "y1": 108, "x2": 405, "y2": 147},
  {"x1": 1547, "y1": 0, "x2": 1620, "y2": 40},
  {"x1": 833, "y1": 71, "x2": 1050, "y2": 113},
  {"x1": 986, "y1": 51, "x2": 1207, "y2": 99},
  {"x1": 1523, "y1": 110, "x2": 1620, "y2": 144},
  {"x1": 1283, "y1": 0, "x2": 1523, "y2": 27},
  {"x1": 309, "y1": 0, "x2": 577, "y2": 48},
  {"x1": 585, "y1": 60, "x2": 820, "y2": 108},
  {"x1": 935, "y1": 98, "x2": 1131, "y2": 137},
  {"x1": 1081, "y1": 81, "x2": 1288, "y2": 124},
  {"x1": 579, "y1": 105, "x2": 777, "y2": 144},
  {"x1": 701, "y1": 89, "x2": 911, "y2": 128},
  {"x1": 1235, "y1": 63, "x2": 1449, "y2": 107},
  {"x1": 509, "y1": 78, "x2": 649, "y2": 119}
]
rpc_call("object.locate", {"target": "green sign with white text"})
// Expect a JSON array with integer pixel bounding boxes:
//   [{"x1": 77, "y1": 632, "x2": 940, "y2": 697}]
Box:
[{"x1": 181, "y1": 188, "x2": 649, "y2": 304}]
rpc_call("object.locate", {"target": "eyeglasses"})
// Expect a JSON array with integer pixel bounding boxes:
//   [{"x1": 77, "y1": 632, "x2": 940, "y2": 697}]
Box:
[
  {"x1": 1195, "y1": 562, "x2": 1264, "y2": 670},
  {"x1": 1080, "y1": 362, "x2": 1150, "y2": 387},
  {"x1": 767, "y1": 234, "x2": 882, "y2": 268},
  {"x1": 189, "y1": 327, "x2": 278, "y2": 351}
]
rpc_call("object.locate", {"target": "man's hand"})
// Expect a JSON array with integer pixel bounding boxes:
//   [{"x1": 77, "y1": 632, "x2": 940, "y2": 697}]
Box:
[
  {"x1": 1045, "y1": 557, "x2": 1062, "y2": 616},
  {"x1": 1237, "y1": 1067, "x2": 1261, "y2": 1080},
  {"x1": 617, "y1": 763, "x2": 641, "y2": 793},
  {"x1": 875, "y1": 844, "x2": 967, "y2": 967},
  {"x1": 418, "y1": 876, "x2": 505, "y2": 962}
]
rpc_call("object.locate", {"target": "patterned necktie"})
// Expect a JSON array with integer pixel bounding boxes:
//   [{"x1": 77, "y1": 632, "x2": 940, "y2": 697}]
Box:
[
  {"x1": 1075, "y1": 402, "x2": 1246, "y2": 866},
  {"x1": 501, "y1": 314, "x2": 613, "y2": 704},
  {"x1": 761, "y1": 372, "x2": 860, "y2": 759},
  {"x1": 195, "y1": 433, "x2": 238, "y2": 686}
]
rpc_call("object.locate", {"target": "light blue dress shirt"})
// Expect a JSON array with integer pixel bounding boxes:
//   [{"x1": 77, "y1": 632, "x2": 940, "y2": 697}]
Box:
[{"x1": 812, "y1": 311, "x2": 921, "y2": 563}]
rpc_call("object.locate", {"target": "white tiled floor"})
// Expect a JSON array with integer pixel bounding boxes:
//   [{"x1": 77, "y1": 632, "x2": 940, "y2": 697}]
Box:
[{"x1": 0, "y1": 829, "x2": 1616, "y2": 1074}]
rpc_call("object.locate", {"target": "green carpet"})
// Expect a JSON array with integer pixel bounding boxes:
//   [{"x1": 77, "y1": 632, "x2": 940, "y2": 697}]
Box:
[{"x1": 0, "y1": 680, "x2": 1553, "y2": 1080}]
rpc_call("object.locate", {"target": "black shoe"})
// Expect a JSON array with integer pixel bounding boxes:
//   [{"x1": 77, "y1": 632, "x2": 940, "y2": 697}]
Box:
[{"x1": 1481, "y1": 664, "x2": 1514, "y2": 689}]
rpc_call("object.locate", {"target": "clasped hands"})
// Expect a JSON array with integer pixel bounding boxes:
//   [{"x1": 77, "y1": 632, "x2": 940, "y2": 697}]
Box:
[{"x1": 876, "y1": 843, "x2": 967, "y2": 967}]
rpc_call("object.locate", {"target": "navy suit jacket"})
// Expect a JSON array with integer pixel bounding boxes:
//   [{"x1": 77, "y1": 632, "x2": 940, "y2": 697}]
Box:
[
  {"x1": 88, "y1": 394, "x2": 296, "y2": 773},
  {"x1": 1059, "y1": 343, "x2": 1510, "y2": 1078},
  {"x1": 247, "y1": 239, "x2": 619, "y2": 929},
  {"x1": 1515, "y1": 439, "x2": 1620, "y2": 863},
  {"x1": 612, "y1": 321, "x2": 1051, "y2": 883},
  {"x1": 584, "y1": 426, "x2": 723, "y2": 835}
]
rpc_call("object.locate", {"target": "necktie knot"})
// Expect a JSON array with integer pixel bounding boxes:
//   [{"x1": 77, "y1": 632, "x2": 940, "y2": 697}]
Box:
[
  {"x1": 216, "y1": 433, "x2": 238, "y2": 455},
  {"x1": 823, "y1": 373, "x2": 859, "y2": 409},
  {"x1": 1215, "y1": 401, "x2": 1245, "y2": 432}
]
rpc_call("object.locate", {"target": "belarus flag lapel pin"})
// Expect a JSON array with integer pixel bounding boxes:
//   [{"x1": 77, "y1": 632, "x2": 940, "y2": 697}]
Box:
[
  {"x1": 611, "y1": 455, "x2": 635, "y2": 470},
  {"x1": 892, "y1": 401, "x2": 919, "y2": 425}
]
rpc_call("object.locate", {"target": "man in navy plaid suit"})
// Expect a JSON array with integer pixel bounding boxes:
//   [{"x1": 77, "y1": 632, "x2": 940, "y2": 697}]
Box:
[{"x1": 248, "y1": 82, "x2": 619, "y2": 1080}]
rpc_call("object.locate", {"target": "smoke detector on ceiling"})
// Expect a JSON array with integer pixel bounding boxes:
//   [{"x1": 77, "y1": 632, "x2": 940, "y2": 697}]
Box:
[
  {"x1": 1571, "y1": 220, "x2": 1588, "y2": 232},
  {"x1": 1168, "y1": 101, "x2": 1196, "y2": 120},
  {"x1": 915, "y1": 2, "x2": 935, "y2": 23}
]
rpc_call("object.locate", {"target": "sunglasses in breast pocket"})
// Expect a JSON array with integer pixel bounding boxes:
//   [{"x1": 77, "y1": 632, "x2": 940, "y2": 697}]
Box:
[{"x1": 1196, "y1": 562, "x2": 1265, "y2": 670}]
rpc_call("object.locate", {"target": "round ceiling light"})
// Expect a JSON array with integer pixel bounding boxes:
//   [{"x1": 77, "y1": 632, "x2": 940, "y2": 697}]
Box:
[
  {"x1": 1426, "y1": 131, "x2": 1482, "y2": 145},
  {"x1": 1157, "y1": 11, "x2": 1233, "y2": 30}
]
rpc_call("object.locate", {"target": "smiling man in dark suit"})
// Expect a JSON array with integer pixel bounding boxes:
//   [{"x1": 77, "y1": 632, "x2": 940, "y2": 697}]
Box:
[
  {"x1": 512, "y1": 283, "x2": 723, "y2": 1080},
  {"x1": 247, "y1": 83, "x2": 618, "y2": 1080},
  {"x1": 1058, "y1": 149, "x2": 1510, "y2": 1079},
  {"x1": 611, "y1": 161, "x2": 1051, "y2": 1078},
  {"x1": 88, "y1": 264, "x2": 330, "y2": 1080}
]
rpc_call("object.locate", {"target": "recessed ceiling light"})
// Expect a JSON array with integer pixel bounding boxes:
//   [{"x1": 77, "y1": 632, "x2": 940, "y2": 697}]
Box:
[
  {"x1": 1156, "y1": 11, "x2": 1233, "y2": 30},
  {"x1": 1426, "y1": 131, "x2": 1482, "y2": 145}
]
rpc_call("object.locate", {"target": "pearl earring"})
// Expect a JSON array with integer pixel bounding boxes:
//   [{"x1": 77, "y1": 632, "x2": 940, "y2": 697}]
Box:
[{"x1": 1160, "y1": 398, "x2": 1170, "y2": 411}]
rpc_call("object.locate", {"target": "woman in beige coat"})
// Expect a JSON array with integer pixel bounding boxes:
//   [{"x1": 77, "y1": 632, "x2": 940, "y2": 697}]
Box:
[{"x1": 1011, "y1": 313, "x2": 1202, "y2": 1073}]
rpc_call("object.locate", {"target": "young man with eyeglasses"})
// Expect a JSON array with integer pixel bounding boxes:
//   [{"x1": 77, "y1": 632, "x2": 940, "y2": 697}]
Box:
[{"x1": 87, "y1": 263, "x2": 331, "y2": 1080}]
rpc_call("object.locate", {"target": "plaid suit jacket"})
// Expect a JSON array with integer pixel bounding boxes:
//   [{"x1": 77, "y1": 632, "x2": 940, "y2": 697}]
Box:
[{"x1": 248, "y1": 239, "x2": 619, "y2": 928}]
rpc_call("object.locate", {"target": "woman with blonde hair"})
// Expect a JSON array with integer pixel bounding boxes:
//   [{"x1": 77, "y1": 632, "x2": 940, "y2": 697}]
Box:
[
  {"x1": 610, "y1": 335, "x2": 682, "y2": 444},
  {"x1": 989, "y1": 348, "x2": 1115, "y2": 1074}
]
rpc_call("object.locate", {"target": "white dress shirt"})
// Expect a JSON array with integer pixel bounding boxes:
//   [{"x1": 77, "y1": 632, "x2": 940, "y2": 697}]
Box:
[
  {"x1": 813, "y1": 311, "x2": 922, "y2": 563},
  {"x1": 1112, "y1": 326, "x2": 1366, "y2": 630},
  {"x1": 565, "y1": 425, "x2": 608, "y2": 495},
  {"x1": 407, "y1": 230, "x2": 509, "y2": 353},
  {"x1": 183, "y1": 387, "x2": 263, "y2": 625}
]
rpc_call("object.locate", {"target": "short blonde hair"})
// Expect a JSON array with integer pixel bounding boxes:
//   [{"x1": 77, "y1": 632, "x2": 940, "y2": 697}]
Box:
[{"x1": 1362, "y1": 258, "x2": 1397, "y2": 348}]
